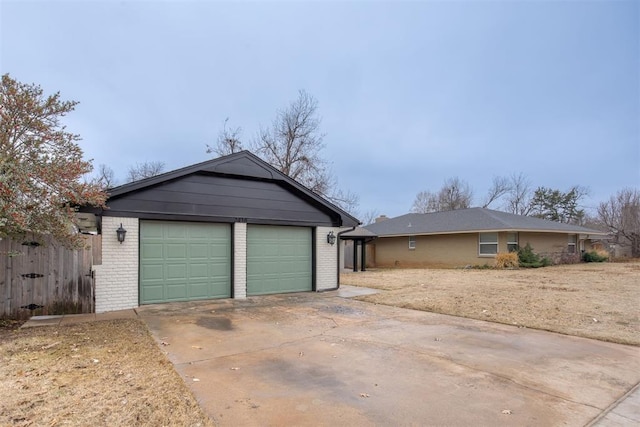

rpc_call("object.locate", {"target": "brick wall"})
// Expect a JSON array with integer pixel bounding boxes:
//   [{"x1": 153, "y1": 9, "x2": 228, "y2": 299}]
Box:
[
  {"x1": 94, "y1": 220, "x2": 341, "y2": 312},
  {"x1": 315, "y1": 226, "x2": 339, "y2": 291},
  {"x1": 94, "y1": 217, "x2": 139, "y2": 313},
  {"x1": 233, "y1": 222, "x2": 247, "y2": 299}
]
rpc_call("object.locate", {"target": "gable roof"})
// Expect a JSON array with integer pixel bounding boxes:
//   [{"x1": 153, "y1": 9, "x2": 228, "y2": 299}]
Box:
[
  {"x1": 100, "y1": 150, "x2": 359, "y2": 227},
  {"x1": 364, "y1": 208, "x2": 605, "y2": 237}
]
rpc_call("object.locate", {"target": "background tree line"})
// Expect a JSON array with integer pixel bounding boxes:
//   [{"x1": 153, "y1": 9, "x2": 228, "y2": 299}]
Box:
[
  {"x1": 408, "y1": 176, "x2": 639, "y2": 257},
  {"x1": 2, "y1": 73, "x2": 637, "y2": 257}
]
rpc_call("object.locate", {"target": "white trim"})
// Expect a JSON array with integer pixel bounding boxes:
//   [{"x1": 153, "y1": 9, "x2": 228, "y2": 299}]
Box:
[
  {"x1": 408, "y1": 235, "x2": 416, "y2": 250},
  {"x1": 507, "y1": 232, "x2": 519, "y2": 252},
  {"x1": 478, "y1": 232, "x2": 498, "y2": 256},
  {"x1": 568, "y1": 234, "x2": 577, "y2": 254}
]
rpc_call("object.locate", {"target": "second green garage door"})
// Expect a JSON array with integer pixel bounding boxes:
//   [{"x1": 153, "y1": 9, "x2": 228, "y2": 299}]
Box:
[
  {"x1": 140, "y1": 221, "x2": 231, "y2": 304},
  {"x1": 247, "y1": 225, "x2": 312, "y2": 295}
]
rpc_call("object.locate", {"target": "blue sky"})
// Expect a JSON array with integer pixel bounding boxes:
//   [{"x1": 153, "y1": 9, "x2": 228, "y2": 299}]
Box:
[{"x1": 1, "y1": 0, "x2": 638, "y2": 219}]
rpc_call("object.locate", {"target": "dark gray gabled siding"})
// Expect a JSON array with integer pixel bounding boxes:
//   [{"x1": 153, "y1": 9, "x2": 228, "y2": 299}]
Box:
[{"x1": 104, "y1": 174, "x2": 337, "y2": 226}]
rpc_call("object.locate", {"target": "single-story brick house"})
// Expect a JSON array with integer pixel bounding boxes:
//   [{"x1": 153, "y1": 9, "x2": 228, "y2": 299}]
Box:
[
  {"x1": 362, "y1": 208, "x2": 606, "y2": 268},
  {"x1": 80, "y1": 151, "x2": 359, "y2": 313}
]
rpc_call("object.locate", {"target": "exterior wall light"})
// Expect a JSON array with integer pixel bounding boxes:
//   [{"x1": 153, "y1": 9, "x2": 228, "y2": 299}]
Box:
[
  {"x1": 327, "y1": 231, "x2": 336, "y2": 245},
  {"x1": 116, "y1": 223, "x2": 127, "y2": 244}
]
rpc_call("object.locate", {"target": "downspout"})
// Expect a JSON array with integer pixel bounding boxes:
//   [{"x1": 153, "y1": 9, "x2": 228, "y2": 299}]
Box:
[{"x1": 336, "y1": 226, "x2": 357, "y2": 289}]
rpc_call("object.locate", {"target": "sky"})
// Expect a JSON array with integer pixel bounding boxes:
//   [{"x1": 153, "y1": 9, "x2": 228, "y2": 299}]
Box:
[{"x1": 1, "y1": 0, "x2": 638, "y2": 220}]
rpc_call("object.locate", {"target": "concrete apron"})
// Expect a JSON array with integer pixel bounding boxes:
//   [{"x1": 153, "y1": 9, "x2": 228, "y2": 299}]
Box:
[{"x1": 137, "y1": 292, "x2": 640, "y2": 427}]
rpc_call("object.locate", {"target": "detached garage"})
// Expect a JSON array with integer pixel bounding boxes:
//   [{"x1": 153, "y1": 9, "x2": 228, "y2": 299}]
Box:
[{"x1": 82, "y1": 151, "x2": 358, "y2": 313}]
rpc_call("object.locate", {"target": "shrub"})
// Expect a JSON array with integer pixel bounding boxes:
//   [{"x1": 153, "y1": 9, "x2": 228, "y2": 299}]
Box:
[
  {"x1": 559, "y1": 251, "x2": 581, "y2": 265},
  {"x1": 518, "y1": 243, "x2": 550, "y2": 268},
  {"x1": 582, "y1": 250, "x2": 609, "y2": 263},
  {"x1": 495, "y1": 252, "x2": 519, "y2": 269}
]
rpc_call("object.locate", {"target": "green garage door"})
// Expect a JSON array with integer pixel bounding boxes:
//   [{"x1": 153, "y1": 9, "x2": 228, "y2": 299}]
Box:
[
  {"x1": 247, "y1": 225, "x2": 312, "y2": 296},
  {"x1": 140, "y1": 221, "x2": 231, "y2": 304}
]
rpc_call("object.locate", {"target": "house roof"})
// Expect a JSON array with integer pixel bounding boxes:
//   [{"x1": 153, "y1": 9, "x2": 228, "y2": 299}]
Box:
[
  {"x1": 364, "y1": 208, "x2": 606, "y2": 237},
  {"x1": 340, "y1": 227, "x2": 378, "y2": 240},
  {"x1": 98, "y1": 151, "x2": 360, "y2": 227}
]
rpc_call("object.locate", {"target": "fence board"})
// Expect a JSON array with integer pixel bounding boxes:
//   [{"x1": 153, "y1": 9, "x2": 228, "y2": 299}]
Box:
[{"x1": 0, "y1": 234, "x2": 99, "y2": 319}]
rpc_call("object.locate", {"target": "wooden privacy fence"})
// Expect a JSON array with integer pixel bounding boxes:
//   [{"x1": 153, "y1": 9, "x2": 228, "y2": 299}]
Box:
[{"x1": 0, "y1": 234, "x2": 101, "y2": 319}]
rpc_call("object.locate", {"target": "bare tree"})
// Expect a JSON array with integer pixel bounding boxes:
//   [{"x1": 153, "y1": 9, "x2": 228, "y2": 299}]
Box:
[
  {"x1": 126, "y1": 161, "x2": 166, "y2": 183},
  {"x1": 253, "y1": 90, "x2": 357, "y2": 212},
  {"x1": 438, "y1": 177, "x2": 473, "y2": 211},
  {"x1": 327, "y1": 187, "x2": 359, "y2": 215},
  {"x1": 359, "y1": 209, "x2": 380, "y2": 226},
  {"x1": 254, "y1": 90, "x2": 328, "y2": 193},
  {"x1": 482, "y1": 176, "x2": 510, "y2": 208},
  {"x1": 503, "y1": 173, "x2": 533, "y2": 215},
  {"x1": 95, "y1": 164, "x2": 117, "y2": 188},
  {"x1": 206, "y1": 118, "x2": 243, "y2": 157},
  {"x1": 411, "y1": 190, "x2": 439, "y2": 213},
  {"x1": 411, "y1": 177, "x2": 473, "y2": 213},
  {"x1": 597, "y1": 188, "x2": 640, "y2": 257}
]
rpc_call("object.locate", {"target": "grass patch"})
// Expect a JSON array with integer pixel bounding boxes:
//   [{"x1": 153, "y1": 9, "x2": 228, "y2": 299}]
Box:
[
  {"x1": 341, "y1": 262, "x2": 640, "y2": 346},
  {"x1": 0, "y1": 319, "x2": 214, "y2": 427}
]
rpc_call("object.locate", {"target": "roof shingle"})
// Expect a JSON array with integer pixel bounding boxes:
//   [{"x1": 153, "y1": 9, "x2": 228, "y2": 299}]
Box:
[{"x1": 364, "y1": 208, "x2": 605, "y2": 236}]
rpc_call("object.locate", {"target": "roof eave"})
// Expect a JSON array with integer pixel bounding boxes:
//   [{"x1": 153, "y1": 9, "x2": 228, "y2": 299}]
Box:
[{"x1": 375, "y1": 229, "x2": 608, "y2": 238}]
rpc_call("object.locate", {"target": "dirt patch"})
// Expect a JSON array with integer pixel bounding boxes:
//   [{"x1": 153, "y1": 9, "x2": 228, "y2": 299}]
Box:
[
  {"x1": 341, "y1": 262, "x2": 640, "y2": 346},
  {"x1": 0, "y1": 319, "x2": 214, "y2": 427}
]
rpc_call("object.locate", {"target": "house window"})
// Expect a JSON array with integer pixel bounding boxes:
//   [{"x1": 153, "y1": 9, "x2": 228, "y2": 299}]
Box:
[
  {"x1": 507, "y1": 232, "x2": 519, "y2": 252},
  {"x1": 479, "y1": 232, "x2": 498, "y2": 255},
  {"x1": 409, "y1": 236, "x2": 416, "y2": 250},
  {"x1": 568, "y1": 234, "x2": 577, "y2": 254}
]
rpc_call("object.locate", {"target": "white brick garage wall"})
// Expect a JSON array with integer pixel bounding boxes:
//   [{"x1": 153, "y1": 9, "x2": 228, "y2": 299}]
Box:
[
  {"x1": 94, "y1": 220, "x2": 343, "y2": 312},
  {"x1": 233, "y1": 222, "x2": 247, "y2": 299},
  {"x1": 315, "y1": 226, "x2": 341, "y2": 291},
  {"x1": 94, "y1": 216, "x2": 139, "y2": 313}
]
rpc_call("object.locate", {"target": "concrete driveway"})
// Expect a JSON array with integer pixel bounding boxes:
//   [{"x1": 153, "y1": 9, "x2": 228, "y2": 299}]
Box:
[{"x1": 137, "y1": 288, "x2": 640, "y2": 426}]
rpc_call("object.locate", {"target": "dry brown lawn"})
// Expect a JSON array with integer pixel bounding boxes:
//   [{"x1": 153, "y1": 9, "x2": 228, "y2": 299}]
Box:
[
  {"x1": 0, "y1": 319, "x2": 214, "y2": 427},
  {"x1": 341, "y1": 262, "x2": 640, "y2": 346},
  {"x1": 1, "y1": 263, "x2": 636, "y2": 425}
]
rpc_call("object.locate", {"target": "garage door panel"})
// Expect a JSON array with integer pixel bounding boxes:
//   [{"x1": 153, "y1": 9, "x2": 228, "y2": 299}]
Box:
[
  {"x1": 167, "y1": 225, "x2": 187, "y2": 238},
  {"x1": 247, "y1": 225, "x2": 311, "y2": 296},
  {"x1": 210, "y1": 243, "x2": 229, "y2": 257},
  {"x1": 189, "y1": 263, "x2": 209, "y2": 279},
  {"x1": 141, "y1": 243, "x2": 164, "y2": 260},
  {"x1": 142, "y1": 285, "x2": 164, "y2": 302},
  {"x1": 141, "y1": 264, "x2": 164, "y2": 280},
  {"x1": 166, "y1": 244, "x2": 187, "y2": 259},
  {"x1": 211, "y1": 262, "x2": 228, "y2": 275},
  {"x1": 187, "y1": 225, "x2": 206, "y2": 238},
  {"x1": 166, "y1": 282, "x2": 188, "y2": 299},
  {"x1": 140, "y1": 221, "x2": 231, "y2": 304},
  {"x1": 143, "y1": 223, "x2": 164, "y2": 238},
  {"x1": 187, "y1": 281, "x2": 209, "y2": 298},
  {"x1": 189, "y1": 242, "x2": 207, "y2": 256},
  {"x1": 166, "y1": 263, "x2": 187, "y2": 279}
]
